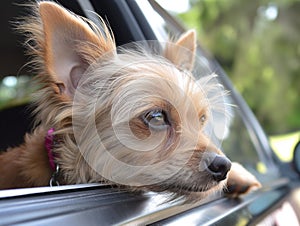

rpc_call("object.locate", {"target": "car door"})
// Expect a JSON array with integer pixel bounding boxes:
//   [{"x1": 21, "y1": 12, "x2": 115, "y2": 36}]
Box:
[{"x1": 0, "y1": 0, "x2": 299, "y2": 225}]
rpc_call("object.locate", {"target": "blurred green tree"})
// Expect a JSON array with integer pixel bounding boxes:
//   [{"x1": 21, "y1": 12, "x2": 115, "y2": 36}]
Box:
[{"x1": 179, "y1": 0, "x2": 300, "y2": 134}]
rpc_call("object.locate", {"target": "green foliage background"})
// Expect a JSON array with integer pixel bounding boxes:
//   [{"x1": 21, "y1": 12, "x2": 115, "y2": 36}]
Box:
[{"x1": 179, "y1": 0, "x2": 300, "y2": 135}]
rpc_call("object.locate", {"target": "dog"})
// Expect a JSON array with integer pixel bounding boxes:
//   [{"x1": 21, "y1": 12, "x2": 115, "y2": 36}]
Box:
[{"x1": 0, "y1": 2, "x2": 260, "y2": 201}]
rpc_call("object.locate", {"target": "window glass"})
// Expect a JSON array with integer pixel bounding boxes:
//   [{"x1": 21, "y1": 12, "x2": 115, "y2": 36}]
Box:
[
  {"x1": 0, "y1": 75, "x2": 34, "y2": 111},
  {"x1": 222, "y1": 109, "x2": 264, "y2": 172},
  {"x1": 148, "y1": 0, "x2": 279, "y2": 178}
]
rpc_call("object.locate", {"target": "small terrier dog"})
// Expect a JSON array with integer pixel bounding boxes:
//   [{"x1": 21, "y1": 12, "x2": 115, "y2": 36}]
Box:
[{"x1": 0, "y1": 2, "x2": 260, "y2": 201}]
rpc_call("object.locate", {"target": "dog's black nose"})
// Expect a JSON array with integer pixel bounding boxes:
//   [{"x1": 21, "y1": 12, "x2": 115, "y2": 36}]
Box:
[{"x1": 207, "y1": 155, "x2": 231, "y2": 182}]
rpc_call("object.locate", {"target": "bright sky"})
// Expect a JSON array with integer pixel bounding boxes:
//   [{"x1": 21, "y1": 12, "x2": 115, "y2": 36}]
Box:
[{"x1": 156, "y1": 0, "x2": 190, "y2": 13}]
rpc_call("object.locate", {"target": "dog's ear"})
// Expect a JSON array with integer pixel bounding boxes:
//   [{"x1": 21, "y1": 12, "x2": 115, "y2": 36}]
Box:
[
  {"x1": 164, "y1": 29, "x2": 197, "y2": 71},
  {"x1": 39, "y1": 2, "x2": 115, "y2": 97}
]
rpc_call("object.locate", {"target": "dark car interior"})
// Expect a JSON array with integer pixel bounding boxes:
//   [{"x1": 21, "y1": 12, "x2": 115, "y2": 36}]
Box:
[
  {"x1": 0, "y1": 0, "x2": 156, "y2": 151},
  {"x1": 0, "y1": 1, "x2": 31, "y2": 150}
]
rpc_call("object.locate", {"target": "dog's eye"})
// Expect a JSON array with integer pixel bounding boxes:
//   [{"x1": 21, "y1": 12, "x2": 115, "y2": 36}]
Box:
[
  {"x1": 143, "y1": 109, "x2": 170, "y2": 130},
  {"x1": 200, "y1": 114, "x2": 206, "y2": 125}
]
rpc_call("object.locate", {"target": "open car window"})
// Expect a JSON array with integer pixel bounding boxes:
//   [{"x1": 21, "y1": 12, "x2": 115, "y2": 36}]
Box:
[
  {"x1": 1, "y1": 1, "x2": 299, "y2": 226},
  {"x1": 144, "y1": 0, "x2": 280, "y2": 182},
  {"x1": 0, "y1": 0, "x2": 279, "y2": 195}
]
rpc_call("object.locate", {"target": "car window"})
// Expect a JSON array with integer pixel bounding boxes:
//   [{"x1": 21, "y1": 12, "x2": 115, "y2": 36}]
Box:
[
  {"x1": 144, "y1": 0, "x2": 280, "y2": 182},
  {"x1": 0, "y1": 75, "x2": 33, "y2": 111},
  {"x1": 0, "y1": 0, "x2": 277, "y2": 197},
  {"x1": 0, "y1": 2, "x2": 292, "y2": 225}
]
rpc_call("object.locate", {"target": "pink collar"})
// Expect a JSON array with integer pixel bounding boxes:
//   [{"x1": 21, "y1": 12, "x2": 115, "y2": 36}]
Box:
[{"x1": 45, "y1": 128, "x2": 56, "y2": 171}]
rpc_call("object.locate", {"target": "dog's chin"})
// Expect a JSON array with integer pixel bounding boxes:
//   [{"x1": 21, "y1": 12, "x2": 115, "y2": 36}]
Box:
[
  {"x1": 174, "y1": 182, "x2": 219, "y2": 193},
  {"x1": 147, "y1": 180, "x2": 225, "y2": 199},
  {"x1": 140, "y1": 182, "x2": 225, "y2": 204}
]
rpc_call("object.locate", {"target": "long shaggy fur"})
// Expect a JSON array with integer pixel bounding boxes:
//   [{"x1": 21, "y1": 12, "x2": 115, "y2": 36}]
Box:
[{"x1": 0, "y1": 2, "x2": 261, "y2": 202}]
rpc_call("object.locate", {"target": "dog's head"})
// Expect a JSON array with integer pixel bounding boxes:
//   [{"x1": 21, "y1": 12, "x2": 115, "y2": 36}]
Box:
[{"x1": 25, "y1": 2, "x2": 231, "y2": 201}]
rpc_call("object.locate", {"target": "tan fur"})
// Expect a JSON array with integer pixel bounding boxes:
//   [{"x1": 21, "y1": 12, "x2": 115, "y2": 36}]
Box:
[
  {"x1": 164, "y1": 29, "x2": 197, "y2": 70},
  {"x1": 0, "y1": 2, "x2": 260, "y2": 201},
  {"x1": 0, "y1": 127, "x2": 52, "y2": 189}
]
